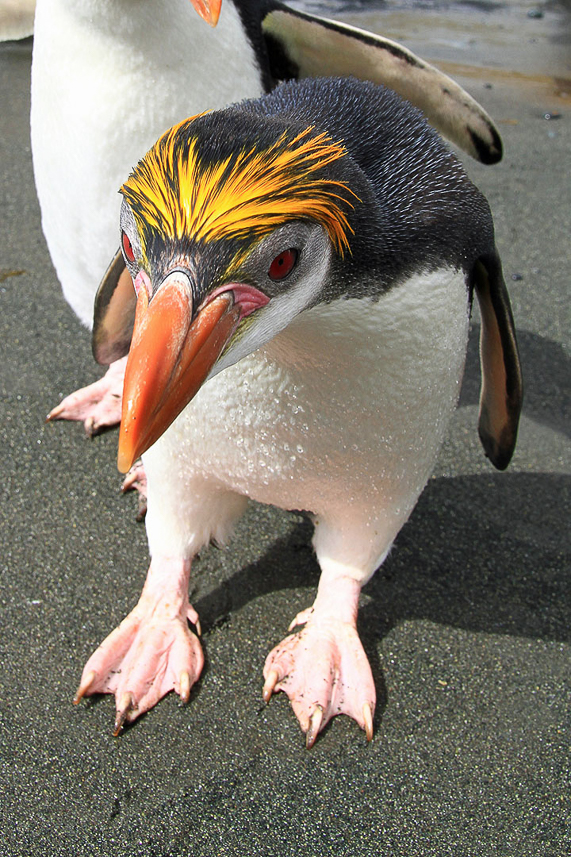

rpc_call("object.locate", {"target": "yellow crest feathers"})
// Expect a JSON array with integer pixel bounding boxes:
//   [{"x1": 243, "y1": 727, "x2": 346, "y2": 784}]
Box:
[{"x1": 121, "y1": 116, "x2": 358, "y2": 261}]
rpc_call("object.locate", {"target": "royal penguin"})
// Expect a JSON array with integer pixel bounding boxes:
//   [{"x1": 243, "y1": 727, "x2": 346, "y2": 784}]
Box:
[
  {"x1": 32, "y1": 0, "x2": 504, "y2": 437},
  {"x1": 73, "y1": 77, "x2": 522, "y2": 746}
]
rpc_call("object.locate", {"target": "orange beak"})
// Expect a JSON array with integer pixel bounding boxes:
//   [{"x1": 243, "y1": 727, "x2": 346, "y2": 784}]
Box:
[
  {"x1": 190, "y1": 0, "x2": 222, "y2": 27},
  {"x1": 117, "y1": 275, "x2": 241, "y2": 473}
]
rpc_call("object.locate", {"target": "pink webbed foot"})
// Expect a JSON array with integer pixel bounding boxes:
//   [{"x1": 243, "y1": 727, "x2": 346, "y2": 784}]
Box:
[
  {"x1": 47, "y1": 355, "x2": 127, "y2": 436},
  {"x1": 74, "y1": 557, "x2": 203, "y2": 734},
  {"x1": 262, "y1": 577, "x2": 375, "y2": 748}
]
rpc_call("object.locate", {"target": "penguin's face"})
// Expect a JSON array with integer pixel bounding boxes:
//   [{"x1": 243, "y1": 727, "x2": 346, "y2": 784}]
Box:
[
  {"x1": 117, "y1": 205, "x2": 334, "y2": 473},
  {"x1": 115, "y1": 112, "x2": 357, "y2": 472}
]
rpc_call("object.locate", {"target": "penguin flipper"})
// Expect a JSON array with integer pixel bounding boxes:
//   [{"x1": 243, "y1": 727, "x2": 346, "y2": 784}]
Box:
[
  {"x1": 474, "y1": 254, "x2": 523, "y2": 470},
  {"x1": 92, "y1": 249, "x2": 136, "y2": 365},
  {"x1": 261, "y1": 5, "x2": 502, "y2": 164}
]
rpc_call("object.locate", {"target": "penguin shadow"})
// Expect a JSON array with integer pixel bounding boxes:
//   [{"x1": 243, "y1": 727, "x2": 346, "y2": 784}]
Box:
[
  {"x1": 460, "y1": 323, "x2": 570, "y2": 438},
  {"x1": 194, "y1": 467, "x2": 569, "y2": 734}
]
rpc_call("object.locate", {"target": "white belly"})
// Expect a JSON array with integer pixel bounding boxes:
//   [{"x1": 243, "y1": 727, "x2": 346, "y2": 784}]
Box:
[
  {"x1": 30, "y1": 0, "x2": 262, "y2": 326},
  {"x1": 144, "y1": 269, "x2": 470, "y2": 573}
]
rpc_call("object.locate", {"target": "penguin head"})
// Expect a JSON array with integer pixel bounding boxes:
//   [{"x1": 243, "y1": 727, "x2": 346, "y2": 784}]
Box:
[{"x1": 116, "y1": 109, "x2": 361, "y2": 472}]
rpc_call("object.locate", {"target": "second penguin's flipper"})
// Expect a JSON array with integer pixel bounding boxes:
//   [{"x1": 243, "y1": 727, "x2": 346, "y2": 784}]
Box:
[
  {"x1": 262, "y1": 5, "x2": 502, "y2": 164},
  {"x1": 474, "y1": 253, "x2": 523, "y2": 470}
]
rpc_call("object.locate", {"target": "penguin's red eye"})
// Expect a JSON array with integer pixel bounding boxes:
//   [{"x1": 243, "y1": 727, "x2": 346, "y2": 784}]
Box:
[
  {"x1": 122, "y1": 231, "x2": 135, "y2": 263},
  {"x1": 268, "y1": 248, "x2": 298, "y2": 281}
]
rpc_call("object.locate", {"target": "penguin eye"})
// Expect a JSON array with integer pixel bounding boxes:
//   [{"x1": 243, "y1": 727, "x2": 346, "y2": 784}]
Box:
[
  {"x1": 122, "y1": 231, "x2": 136, "y2": 264},
  {"x1": 268, "y1": 248, "x2": 298, "y2": 281}
]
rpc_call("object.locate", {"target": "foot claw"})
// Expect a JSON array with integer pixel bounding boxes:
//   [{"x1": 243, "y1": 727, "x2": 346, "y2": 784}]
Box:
[
  {"x1": 135, "y1": 495, "x2": 147, "y2": 523},
  {"x1": 179, "y1": 670, "x2": 191, "y2": 703},
  {"x1": 121, "y1": 461, "x2": 148, "y2": 520},
  {"x1": 46, "y1": 403, "x2": 64, "y2": 422},
  {"x1": 73, "y1": 669, "x2": 97, "y2": 704},
  {"x1": 187, "y1": 606, "x2": 201, "y2": 636},
  {"x1": 306, "y1": 705, "x2": 324, "y2": 749},
  {"x1": 121, "y1": 461, "x2": 146, "y2": 494},
  {"x1": 262, "y1": 668, "x2": 279, "y2": 704},
  {"x1": 114, "y1": 692, "x2": 136, "y2": 736},
  {"x1": 363, "y1": 702, "x2": 374, "y2": 742}
]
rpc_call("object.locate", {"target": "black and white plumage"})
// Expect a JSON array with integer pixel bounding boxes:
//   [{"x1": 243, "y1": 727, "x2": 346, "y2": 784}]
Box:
[
  {"x1": 32, "y1": 0, "x2": 503, "y2": 435},
  {"x1": 75, "y1": 77, "x2": 522, "y2": 746}
]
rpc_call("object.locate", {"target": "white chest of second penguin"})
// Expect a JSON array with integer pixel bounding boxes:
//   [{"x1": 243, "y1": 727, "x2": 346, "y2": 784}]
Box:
[
  {"x1": 143, "y1": 268, "x2": 470, "y2": 544},
  {"x1": 31, "y1": 0, "x2": 263, "y2": 326}
]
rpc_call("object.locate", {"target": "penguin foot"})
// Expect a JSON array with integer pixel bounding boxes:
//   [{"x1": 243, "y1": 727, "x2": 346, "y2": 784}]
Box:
[
  {"x1": 262, "y1": 615, "x2": 376, "y2": 748},
  {"x1": 122, "y1": 460, "x2": 148, "y2": 521},
  {"x1": 47, "y1": 356, "x2": 127, "y2": 436},
  {"x1": 74, "y1": 557, "x2": 203, "y2": 733}
]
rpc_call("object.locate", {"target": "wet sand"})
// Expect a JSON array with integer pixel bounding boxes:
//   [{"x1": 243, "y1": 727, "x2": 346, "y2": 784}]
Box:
[{"x1": 1, "y1": 2, "x2": 569, "y2": 854}]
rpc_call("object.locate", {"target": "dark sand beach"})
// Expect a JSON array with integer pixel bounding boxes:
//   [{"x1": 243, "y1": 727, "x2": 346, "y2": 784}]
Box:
[{"x1": 1, "y1": 2, "x2": 569, "y2": 853}]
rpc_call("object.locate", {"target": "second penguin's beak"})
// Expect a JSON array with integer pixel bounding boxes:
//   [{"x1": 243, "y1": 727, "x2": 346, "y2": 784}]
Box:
[
  {"x1": 117, "y1": 272, "x2": 241, "y2": 473},
  {"x1": 190, "y1": 0, "x2": 222, "y2": 27}
]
